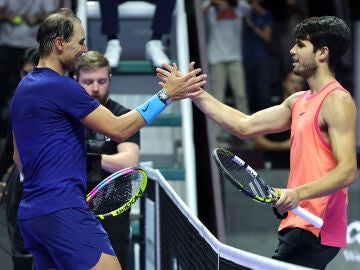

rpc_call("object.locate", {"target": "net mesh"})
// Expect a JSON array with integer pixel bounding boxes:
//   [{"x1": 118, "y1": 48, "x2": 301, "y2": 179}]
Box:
[
  {"x1": 139, "y1": 169, "x2": 313, "y2": 270},
  {"x1": 159, "y1": 188, "x2": 220, "y2": 269}
]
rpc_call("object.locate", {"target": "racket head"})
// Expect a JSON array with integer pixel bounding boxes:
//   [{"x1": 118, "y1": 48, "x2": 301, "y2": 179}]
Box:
[
  {"x1": 86, "y1": 167, "x2": 147, "y2": 219},
  {"x1": 212, "y1": 148, "x2": 278, "y2": 204}
]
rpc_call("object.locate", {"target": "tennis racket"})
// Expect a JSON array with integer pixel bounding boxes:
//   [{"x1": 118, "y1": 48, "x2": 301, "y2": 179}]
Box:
[
  {"x1": 86, "y1": 167, "x2": 147, "y2": 219},
  {"x1": 212, "y1": 148, "x2": 323, "y2": 228}
]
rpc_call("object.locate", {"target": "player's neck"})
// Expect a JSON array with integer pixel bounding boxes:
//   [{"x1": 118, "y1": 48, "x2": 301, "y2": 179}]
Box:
[
  {"x1": 307, "y1": 69, "x2": 335, "y2": 94},
  {"x1": 38, "y1": 57, "x2": 64, "y2": 75}
]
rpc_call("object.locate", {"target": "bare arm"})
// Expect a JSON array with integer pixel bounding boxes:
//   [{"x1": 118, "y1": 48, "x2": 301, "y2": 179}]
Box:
[
  {"x1": 81, "y1": 107, "x2": 145, "y2": 143},
  {"x1": 245, "y1": 18, "x2": 272, "y2": 43},
  {"x1": 157, "y1": 62, "x2": 297, "y2": 139},
  {"x1": 190, "y1": 90, "x2": 294, "y2": 138},
  {"x1": 82, "y1": 64, "x2": 207, "y2": 143},
  {"x1": 274, "y1": 90, "x2": 357, "y2": 212},
  {"x1": 101, "y1": 142, "x2": 140, "y2": 173},
  {"x1": 0, "y1": 6, "x2": 18, "y2": 25}
]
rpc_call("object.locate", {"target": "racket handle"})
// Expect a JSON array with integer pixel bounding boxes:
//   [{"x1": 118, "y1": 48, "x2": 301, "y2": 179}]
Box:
[{"x1": 291, "y1": 206, "x2": 324, "y2": 228}]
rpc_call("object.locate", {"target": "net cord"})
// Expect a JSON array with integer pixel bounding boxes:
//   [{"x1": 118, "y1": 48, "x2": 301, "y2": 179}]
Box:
[{"x1": 146, "y1": 168, "x2": 314, "y2": 270}]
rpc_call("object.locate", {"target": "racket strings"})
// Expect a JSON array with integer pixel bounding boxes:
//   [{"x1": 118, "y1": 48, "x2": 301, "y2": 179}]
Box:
[
  {"x1": 88, "y1": 172, "x2": 143, "y2": 215},
  {"x1": 217, "y1": 151, "x2": 272, "y2": 200},
  {"x1": 231, "y1": 166, "x2": 269, "y2": 198}
]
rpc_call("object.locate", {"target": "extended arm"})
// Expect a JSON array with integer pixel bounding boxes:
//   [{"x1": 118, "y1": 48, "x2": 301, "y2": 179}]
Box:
[
  {"x1": 157, "y1": 62, "x2": 294, "y2": 139},
  {"x1": 82, "y1": 64, "x2": 207, "y2": 143}
]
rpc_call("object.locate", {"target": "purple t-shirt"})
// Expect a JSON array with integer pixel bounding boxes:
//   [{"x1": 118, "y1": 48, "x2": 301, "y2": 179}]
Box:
[{"x1": 10, "y1": 67, "x2": 100, "y2": 219}]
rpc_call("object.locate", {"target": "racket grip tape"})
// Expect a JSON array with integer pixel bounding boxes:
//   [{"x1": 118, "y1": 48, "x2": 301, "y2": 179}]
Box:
[{"x1": 291, "y1": 206, "x2": 324, "y2": 228}]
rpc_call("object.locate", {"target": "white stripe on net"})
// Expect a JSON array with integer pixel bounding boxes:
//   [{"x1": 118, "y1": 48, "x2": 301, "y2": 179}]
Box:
[{"x1": 147, "y1": 168, "x2": 315, "y2": 270}]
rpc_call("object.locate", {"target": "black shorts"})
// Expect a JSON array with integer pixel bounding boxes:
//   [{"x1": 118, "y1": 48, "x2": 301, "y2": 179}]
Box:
[{"x1": 272, "y1": 228, "x2": 340, "y2": 270}]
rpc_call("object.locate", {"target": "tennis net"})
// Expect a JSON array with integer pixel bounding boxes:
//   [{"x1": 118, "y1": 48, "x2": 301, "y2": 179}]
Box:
[{"x1": 137, "y1": 168, "x2": 313, "y2": 270}]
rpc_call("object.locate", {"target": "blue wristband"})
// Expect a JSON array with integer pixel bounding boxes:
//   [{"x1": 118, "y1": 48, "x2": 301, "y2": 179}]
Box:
[{"x1": 136, "y1": 94, "x2": 166, "y2": 125}]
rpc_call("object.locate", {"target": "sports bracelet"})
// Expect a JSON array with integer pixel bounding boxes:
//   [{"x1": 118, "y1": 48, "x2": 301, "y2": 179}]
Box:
[{"x1": 136, "y1": 94, "x2": 166, "y2": 125}]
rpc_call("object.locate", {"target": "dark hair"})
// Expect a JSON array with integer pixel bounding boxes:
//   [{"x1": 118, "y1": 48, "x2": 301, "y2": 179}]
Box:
[
  {"x1": 20, "y1": 48, "x2": 39, "y2": 68},
  {"x1": 36, "y1": 8, "x2": 81, "y2": 57},
  {"x1": 294, "y1": 16, "x2": 351, "y2": 71}
]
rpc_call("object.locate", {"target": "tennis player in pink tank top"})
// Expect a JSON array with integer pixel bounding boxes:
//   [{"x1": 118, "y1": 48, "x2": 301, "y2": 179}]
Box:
[{"x1": 158, "y1": 15, "x2": 357, "y2": 270}]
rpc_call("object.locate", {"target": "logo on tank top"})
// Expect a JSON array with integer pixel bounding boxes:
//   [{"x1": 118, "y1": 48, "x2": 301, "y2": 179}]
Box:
[{"x1": 343, "y1": 220, "x2": 360, "y2": 263}]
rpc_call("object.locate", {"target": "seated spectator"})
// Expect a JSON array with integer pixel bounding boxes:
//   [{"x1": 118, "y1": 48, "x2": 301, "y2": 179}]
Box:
[
  {"x1": 202, "y1": 0, "x2": 251, "y2": 143},
  {"x1": 99, "y1": 0, "x2": 176, "y2": 68},
  {"x1": 242, "y1": 0, "x2": 273, "y2": 112},
  {"x1": 74, "y1": 51, "x2": 141, "y2": 269},
  {"x1": 0, "y1": 0, "x2": 58, "y2": 106},
  {"x1": 252, "y1": 71, "x2": 305, "y2": 169}
]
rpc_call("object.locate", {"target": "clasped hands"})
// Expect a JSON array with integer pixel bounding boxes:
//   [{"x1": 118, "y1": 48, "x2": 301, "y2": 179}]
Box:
[{"x1": 156, "y1": 62, "x2": 206, "y2": 102}]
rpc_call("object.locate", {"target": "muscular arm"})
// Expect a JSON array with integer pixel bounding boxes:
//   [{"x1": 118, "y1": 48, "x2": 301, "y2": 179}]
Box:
[
  {"x1": 82, "y1": 64, "x2": 206, "y2": 143},
  {"x1": 190, "y1": 90, "x2": 298, "y2": 139},
  {"x1": 297, "y1": 91, "x2": 357, "y2": 197},
  {"x1": 81, "y1": 107, "x2": 146, "y2": 144},
  {"x1": 157, "y1": 62, "x2": 301, "y2": 139},
  {"x1": 101, "y1": 142, "x2": 140, "y2": 173},
  {"x1": 275, "y1": 90, "x2": 357, "y2": 212}
]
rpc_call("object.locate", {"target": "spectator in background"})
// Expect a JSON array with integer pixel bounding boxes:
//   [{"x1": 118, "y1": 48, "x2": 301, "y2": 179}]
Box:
[
  {"x1": 306, "y1": 0, "x2": 353, "y2": 92},
  {"x1": 264, "y1": 0, "x2": 308, "y2": 95},
  {"x1": 0, "y1": 47, "x2": 39, "y2": 270},
  {"x1": 74, "y1": 51, "x2": 140, "y2": 269},
  {"x1": 242, "y1": 0, "x2": 273, "y2": 113},
  {"x1": 99, "y1": 0, "x2": 176, "y2": 68},
  {"x1": 278, "y1": 0, "x2": 308, "y2": 77},
  {"x1": 0, "y1": 0, "x2": 58, "y2": 139},
  {"x1": 202, "y1": 0, "x2": 251, "y2": 142},
  {"x1": 252, "y1": 71, "x2": 305, "y2": 169}
]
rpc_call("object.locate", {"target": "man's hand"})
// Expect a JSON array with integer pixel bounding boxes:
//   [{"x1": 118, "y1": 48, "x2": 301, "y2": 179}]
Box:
[
  {"x1": 156, "y1": 63, "x2": 206, "y2": 102},
  {"x1": 272, "y1": 188, "x2": 301, "y2": 213}
]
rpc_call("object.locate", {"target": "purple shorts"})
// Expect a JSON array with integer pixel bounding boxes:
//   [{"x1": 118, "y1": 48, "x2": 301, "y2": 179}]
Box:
[{"x1": 19, "y1": 207, "x2": 116, "y2": 270}]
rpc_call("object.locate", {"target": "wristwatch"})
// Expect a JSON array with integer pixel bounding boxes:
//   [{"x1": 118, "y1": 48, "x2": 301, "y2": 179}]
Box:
[{"x1": 157, "y1": 89, "x2": 172, "y2": 106}]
